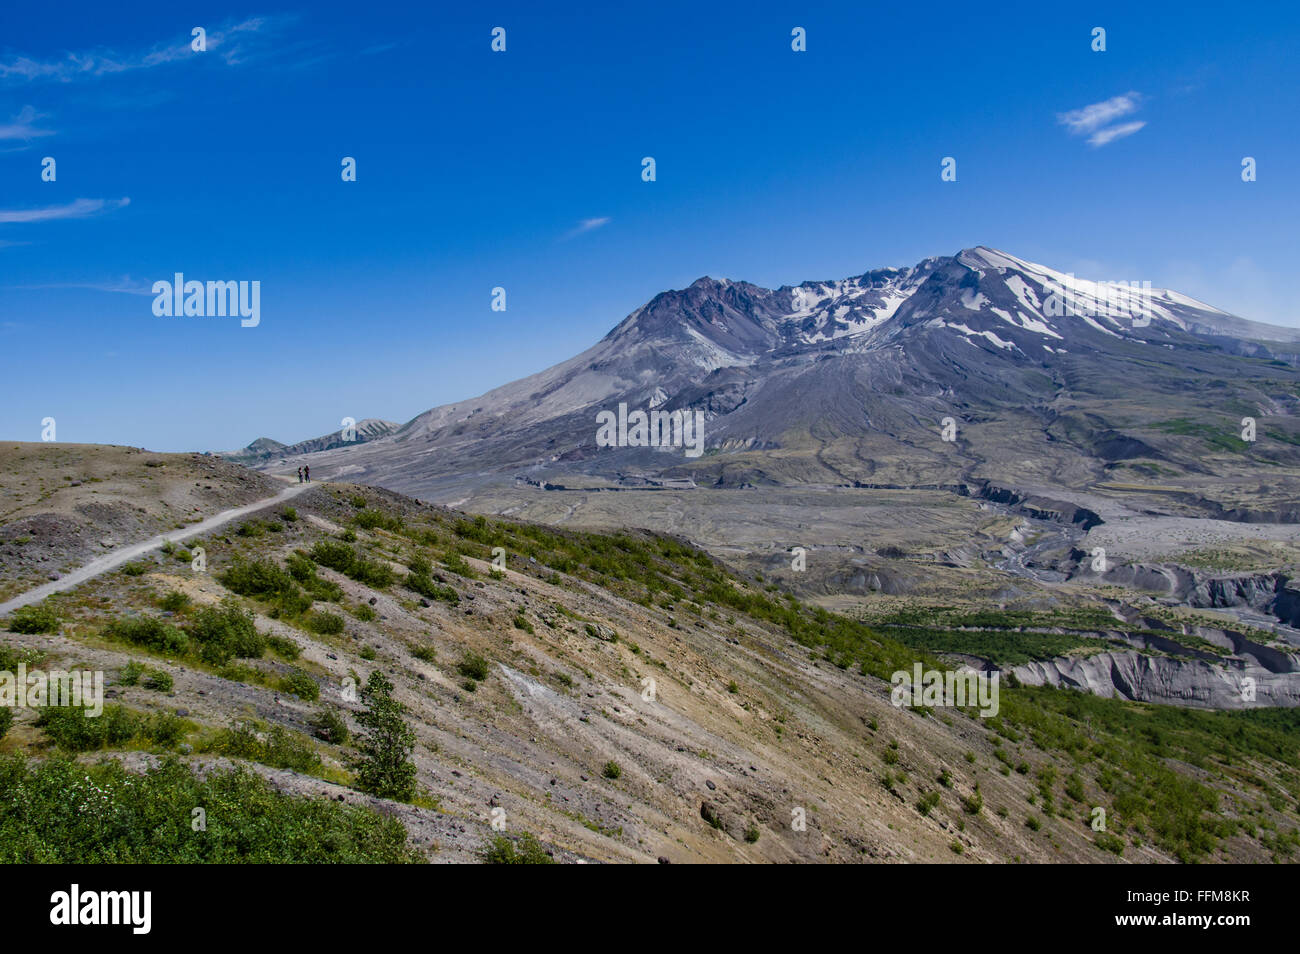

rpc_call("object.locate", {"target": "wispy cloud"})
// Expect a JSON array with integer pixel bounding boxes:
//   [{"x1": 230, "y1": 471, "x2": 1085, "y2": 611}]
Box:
[
  {"x1": 0, "y1": 197, "x2": 129, "y2": 224},
  {"x1": 1087, "y1": 121, "x2": 1146, "y2": 147},
  {"x1": 1058, "y1": 92, "x2": 1147, "y2": 147},
  {"x1": 9, "y1": 276, "x2": 153, "y2": 295},
  {"x1": 563, "y1": 216, "x2": 611, "y2": 239},
  {"x1": 1058, "y1": 93, "x2": 1141, "y2": 133},
  {"x1": 0, "y1": 16, "x2": 295, "y2": 84},
  {"x1": 0, "y1": 105, "x2": 54, "y2": 141}
]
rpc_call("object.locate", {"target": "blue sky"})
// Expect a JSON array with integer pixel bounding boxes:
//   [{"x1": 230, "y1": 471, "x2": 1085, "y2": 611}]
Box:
[{"x1": 1, "y1": 0, "x2": 1296, "y2": 451}]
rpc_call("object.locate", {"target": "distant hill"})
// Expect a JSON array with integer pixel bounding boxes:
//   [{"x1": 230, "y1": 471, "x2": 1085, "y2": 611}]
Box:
[{"x1": 222, "y1": 419, "x2": 398, "y2": 466}]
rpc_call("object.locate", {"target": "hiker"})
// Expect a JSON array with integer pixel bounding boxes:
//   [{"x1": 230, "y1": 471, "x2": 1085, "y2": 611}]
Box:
[
  {"x1": 297, "y1": 467, "x2": 302, "y2": 483},
  {"x1": 304, "y1": 465, "x2": 310, "y2": 483}
]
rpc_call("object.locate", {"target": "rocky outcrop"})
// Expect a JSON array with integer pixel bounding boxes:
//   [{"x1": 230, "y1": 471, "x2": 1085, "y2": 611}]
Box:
[
  {"x1": 970, "y1": 483, "x2": 1104, "y2": 530},
  {"x1": 1064, "y1": 555, "x2": 1300, "y2": 629},
  {"x1": 1012, "y1": 650, "x2": 1300, "y2": 709}
]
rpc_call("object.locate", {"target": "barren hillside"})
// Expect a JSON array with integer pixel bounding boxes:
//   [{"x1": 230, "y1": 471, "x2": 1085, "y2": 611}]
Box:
[{"x1": 3, "y1": 448, "x2": 1298, "y2": 863}]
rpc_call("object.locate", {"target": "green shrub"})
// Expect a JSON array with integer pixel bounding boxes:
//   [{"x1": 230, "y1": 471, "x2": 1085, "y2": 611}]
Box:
[
  {"x1": 513, "y1": 613, "x2": 534, "y2": 634},
  {"x1": 311, "y1": 539, "x2": 394, "y2": 588},
  {"x1": 1065, "y1": 772, "x2": 1086, "y2": 802},
  {"x1": 266, "y1": 635, "x2": 301, "y2": 659},
  {"x1": 602, "y1": 760, "x2": 622, "y2": 780},
  {"x1": 144, "y1": 711, "x2": 186, "y2": 747},
  {"x1": 119, "y1": 660, "x2": 144, "y2": 686},
  {"x1": 307, "y1": 611, "x2": 345, "y2": 636},
  {"x1": 411, "y1": 645, "x2": 437, "y2": 663},
  {"x1": 407, "y1": 553, "x2": 431, "y2": 576},
  {"x1": 207, "y1": 720, "x2": 321, "y2": 774},
  {"x1": 157, "y1": 591, "x2": 191, "y2": 612},
  {"x1": 350, "y1": 558, "x2": 394, "y2": 589},
  {"x1": 406, "y1": 573, "x2": 459, "y2": 604},
  {"x1": 279, "y1": 669, "x2": 320, "y2": 701},
  {"x1": 6, "y1": 604, "x2": 59, "y2": 634},
  {"x1": 143, "y1": 669, "x2": 173, "y2": 692},
  {"x1": 352, "y1": 603, "x2": 377, "y2": 621},
  {"x1": 1026, "y1": 814, "x2": 1043, "y2": 832},
  {"x1": 916, "y1": 791, "x2": 941, "y2": 816},
  {"x1": 1095, "y1": 832, "x2": 1125, "y2": 855},
  {"x1": 480, "y1": 833, "x2": 553, "y2": 864},
  {"x1": 280, "y1": 507, "x2": 298, "y2": 522},
  {"x1": 310, "y1": 709, "x2": 349, "y2": 745},
  {"x1": 311, "y1": 540, "x2": 357, "y2": 573},
  {"x1": 187, "y1": 600, "x2": 265, "y2": 665},
  {"x1": 744, "y1": 823, "x2": 760, "y2": 844},
  {"x1": 286, "y1": 551, "x2": 316, "y2": 581},
  {"x1": 354, "y1": 509, "x2": 402, "y2": 532},
  {"x1": 0, "y1": 642, "x2": 40, "y2": 673},
  {"x1": 37, "y1": 705, "x2": 139, "y2": 751},
  {"x1": 121, "y1": 562, "x2": 149, "y2": 577},
  {"x1": 457, "y1": 652, "x2": 490, "y2": 681},
  {"x1": 286, "y1": 551, "x2": 343, "y2": 601},
  {"x1": 219, "y1": 559, "x2": 311, "y2": 616},
  {"x1": 104, "y1": 616, "x2": 190, "y2": 656},
  {"x1": 442, "y1": 553, "x2": 476, "y2": 578},
  {"x1": 222, "y1": 561, "x2": 296, "y2": 597}
]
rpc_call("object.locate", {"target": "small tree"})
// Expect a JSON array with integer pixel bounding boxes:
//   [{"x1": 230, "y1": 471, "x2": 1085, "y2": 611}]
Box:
[{"x1": 351, "y1": 671, "x2": 417, "y2": 801}]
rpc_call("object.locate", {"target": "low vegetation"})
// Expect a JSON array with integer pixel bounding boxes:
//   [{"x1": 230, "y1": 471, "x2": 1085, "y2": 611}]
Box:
[{"x1": 0, "y1": 755, "x2": 422, "y2": 863}]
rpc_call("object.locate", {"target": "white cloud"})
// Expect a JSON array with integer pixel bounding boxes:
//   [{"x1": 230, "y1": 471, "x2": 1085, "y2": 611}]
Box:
[
  {"x1": 1058, "y1": 92, "x2": 1142, "y2": 134},
  {"x1": 10, "y1": 276, "x2": 153, "y2": 295},
  {"x1": 0, "y1": 105, "x2": 54, "y2": 140},
  {"x1": 0, "y1": 197, "x2": 129, "y2": 223},
  {"x1": 1058, "y1": 92, "x2": 1147, "y2": 148},
  {"x1": 1087, "y1": 121, "x2": 1147, "y2": 147},
  {"x1": 563, "y1": 216, "x2": 611, "y2": 239},
  {"x1": 0, "y1": 16, "x2": 292, "y2": 84}
]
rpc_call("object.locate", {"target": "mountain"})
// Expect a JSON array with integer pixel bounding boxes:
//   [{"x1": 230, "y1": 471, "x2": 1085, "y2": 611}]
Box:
[
  {"x1": 223, "y1": 419, "x2": 398, "y2": 466},
  {"x1": 248, "y1": 248, "x2": 1300, "y2": 518}
]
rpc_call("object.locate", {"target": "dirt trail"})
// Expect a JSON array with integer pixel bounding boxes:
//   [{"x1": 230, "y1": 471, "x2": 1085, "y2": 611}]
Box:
[{"x1": 0, "y1": 480, "x2": 310, "y2": 615}]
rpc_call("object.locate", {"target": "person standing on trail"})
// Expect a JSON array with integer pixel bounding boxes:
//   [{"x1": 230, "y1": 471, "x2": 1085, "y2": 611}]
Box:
[
  {"x1": 297, "y1": 467, "x2": 303, "y2": 483},
  {"x1": 304, "y1": 465, "x2": 310, "y2": 483}
]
